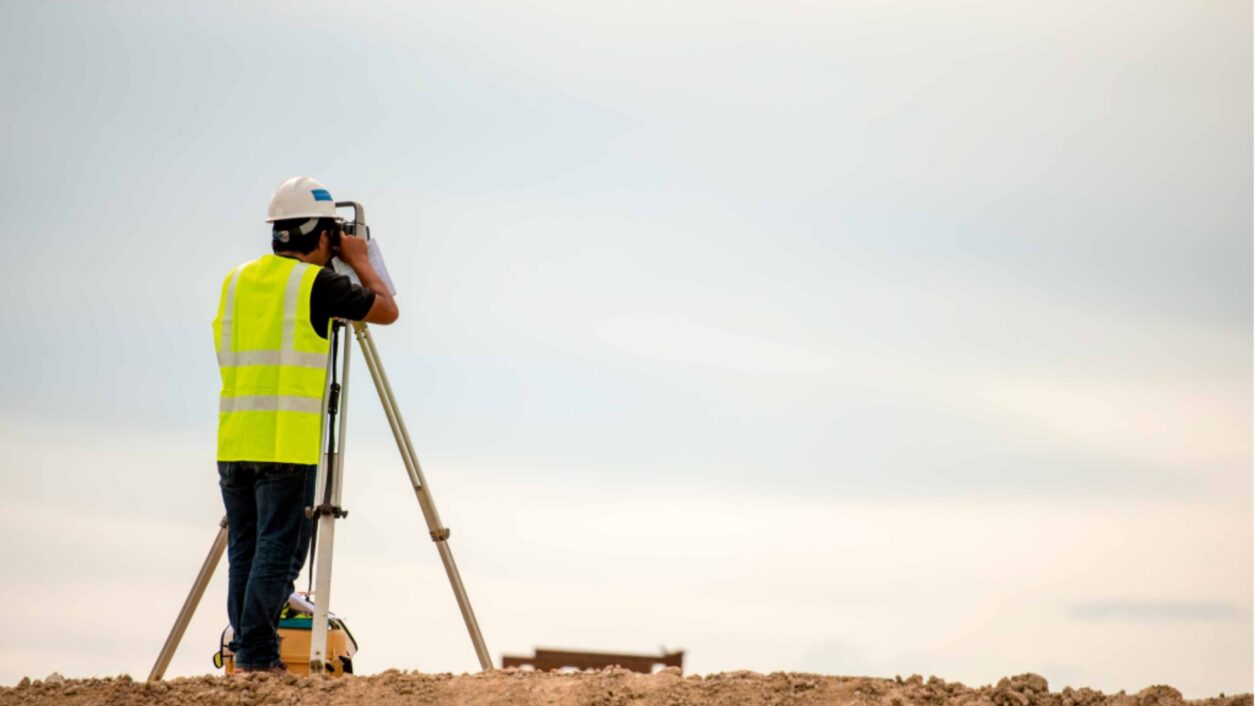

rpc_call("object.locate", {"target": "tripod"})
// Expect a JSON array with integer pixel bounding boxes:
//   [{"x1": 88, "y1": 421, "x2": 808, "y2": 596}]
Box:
[{"x1": 148, "y1": 201, "x2": 492, "y2": 680}]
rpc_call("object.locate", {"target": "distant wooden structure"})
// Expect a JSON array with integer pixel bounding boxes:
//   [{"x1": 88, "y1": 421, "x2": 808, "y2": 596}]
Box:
[{"x1": 501, "y1": 648, "x2": 684, "y2": 674}]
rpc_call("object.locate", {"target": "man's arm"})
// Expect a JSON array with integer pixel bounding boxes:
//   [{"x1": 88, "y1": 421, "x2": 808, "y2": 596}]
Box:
[{"x1": 338, "y1": 234, "x2": 399, "y2": 325}]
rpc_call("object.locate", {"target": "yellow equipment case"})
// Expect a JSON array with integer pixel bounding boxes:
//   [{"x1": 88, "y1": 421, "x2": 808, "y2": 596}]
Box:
[{"x1": 216, "y1": 612, "x2": 358, "y2": 676}]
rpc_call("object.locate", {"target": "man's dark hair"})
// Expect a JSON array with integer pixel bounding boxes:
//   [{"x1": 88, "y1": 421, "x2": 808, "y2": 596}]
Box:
[{"x1": 272, "y1": 217, "x2": 338, "y2": 255}]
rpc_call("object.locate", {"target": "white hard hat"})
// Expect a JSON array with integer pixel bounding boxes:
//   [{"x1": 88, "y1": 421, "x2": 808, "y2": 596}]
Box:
[{"x1": 266, "y1": 176, "x2": 338, "y2": 222}]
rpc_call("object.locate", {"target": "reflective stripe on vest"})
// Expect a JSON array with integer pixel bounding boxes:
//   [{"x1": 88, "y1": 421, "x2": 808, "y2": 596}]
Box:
[
  {"x1": 217, "y1": 349, "x2": 328, "y2": 369},
  {"x1": 213, "y1": 255, "x2": 330, "y2": 464},
  {"x1": 219, "y1": 395, "x2": 324, "y2": 414}
]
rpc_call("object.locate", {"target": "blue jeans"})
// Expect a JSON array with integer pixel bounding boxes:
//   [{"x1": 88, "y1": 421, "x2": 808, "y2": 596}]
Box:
[{"x1": 218, "y1": 461, "x2": 316, "y2": 669}]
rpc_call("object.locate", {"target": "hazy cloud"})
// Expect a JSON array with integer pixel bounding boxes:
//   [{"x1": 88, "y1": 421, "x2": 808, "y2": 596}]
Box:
[{"x1": 1070, "y1": 601, "x2": 1248, "y2": 623}]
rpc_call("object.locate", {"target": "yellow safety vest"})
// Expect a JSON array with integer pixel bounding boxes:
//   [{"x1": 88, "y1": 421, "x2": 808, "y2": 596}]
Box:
[{"x1": 213, "y1": 255, "x2": 331, "y2": 464}]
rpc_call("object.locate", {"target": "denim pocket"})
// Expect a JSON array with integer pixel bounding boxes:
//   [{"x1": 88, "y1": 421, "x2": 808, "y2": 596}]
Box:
[{"x1": 218, "y1": 461, "x2": 244, "y2": 488}]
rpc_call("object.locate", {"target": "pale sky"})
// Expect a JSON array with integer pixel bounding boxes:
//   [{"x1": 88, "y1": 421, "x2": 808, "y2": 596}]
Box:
[{"x1": 0, "y1": 0, "x2": 1250, "y2": 698}]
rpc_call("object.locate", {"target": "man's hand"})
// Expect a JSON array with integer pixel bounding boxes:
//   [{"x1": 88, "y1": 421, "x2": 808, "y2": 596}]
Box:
[
  {"x1": 338, "y1": 233, "x2": 370, "y2": 267},
  {"x1": 336, "y1": 233, "x2": 399, "y2": 325}
]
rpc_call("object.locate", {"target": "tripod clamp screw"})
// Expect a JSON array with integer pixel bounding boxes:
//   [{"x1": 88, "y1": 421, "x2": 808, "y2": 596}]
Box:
[{"x1": 306, "y1": 504, "x2": 349, "y2": 520}]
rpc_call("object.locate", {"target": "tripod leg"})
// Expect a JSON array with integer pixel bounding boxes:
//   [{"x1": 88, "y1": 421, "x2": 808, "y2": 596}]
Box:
[
  {"x1": 148, "y1": 516, "x2": 228, "y2": 682},
  {"x1": 352, "y1": 322, "x2": 494, "y2": 671},
  {"x1": 309, "y1": 325, "x2": 353, "y2": 673},
  {"x1": 307, "y1": 509, "x2": 338, "y2": 673}
]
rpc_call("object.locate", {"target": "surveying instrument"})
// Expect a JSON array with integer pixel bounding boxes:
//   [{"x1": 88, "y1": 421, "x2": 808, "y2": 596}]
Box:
[{"x1": 149, "y1": 201, "x2": 492, "y2": 679}]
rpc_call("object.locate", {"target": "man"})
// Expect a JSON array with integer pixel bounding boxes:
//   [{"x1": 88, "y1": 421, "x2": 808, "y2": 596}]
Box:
[{"x1": 212, "y1": 176, "x2": 398, "y2": 672}]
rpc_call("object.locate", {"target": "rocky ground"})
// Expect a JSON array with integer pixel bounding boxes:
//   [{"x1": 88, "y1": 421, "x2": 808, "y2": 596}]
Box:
[{"x1": 1, "y1": 669, "x2": 1249, "y2": 706}]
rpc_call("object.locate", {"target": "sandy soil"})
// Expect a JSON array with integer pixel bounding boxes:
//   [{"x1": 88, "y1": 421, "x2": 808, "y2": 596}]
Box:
[{"x1": 2, "y1": 669, "x2": 1249, "y2": 706}]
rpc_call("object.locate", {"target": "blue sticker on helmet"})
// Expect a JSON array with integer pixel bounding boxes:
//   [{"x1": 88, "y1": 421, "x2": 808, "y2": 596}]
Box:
[{"x1": 311, "y1": 189, "x2": 332, "y2": 202}]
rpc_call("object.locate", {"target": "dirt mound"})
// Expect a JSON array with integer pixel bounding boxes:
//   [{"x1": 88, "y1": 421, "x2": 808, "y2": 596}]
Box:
[{"x1": 2, "y1": 670, "x2": 1249, "y2": 706}]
